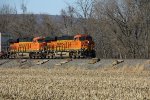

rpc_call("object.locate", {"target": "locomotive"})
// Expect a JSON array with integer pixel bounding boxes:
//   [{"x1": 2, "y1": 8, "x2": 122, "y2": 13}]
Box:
[{"x1": 1, "y1": 34, "x2": 96, "y2": 59}]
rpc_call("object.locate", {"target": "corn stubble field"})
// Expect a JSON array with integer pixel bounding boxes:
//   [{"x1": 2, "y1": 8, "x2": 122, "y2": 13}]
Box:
[{"x1": 0, "y1": 65, "x2": 150, "y2": 100}]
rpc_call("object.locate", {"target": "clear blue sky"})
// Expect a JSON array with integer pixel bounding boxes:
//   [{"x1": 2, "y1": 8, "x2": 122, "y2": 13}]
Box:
[{"x1": 0, "y1": 0, "x2": 76, "y2": 15}]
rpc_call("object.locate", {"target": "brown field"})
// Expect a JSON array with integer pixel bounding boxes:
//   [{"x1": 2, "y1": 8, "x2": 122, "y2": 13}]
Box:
[{"x1": 0, "y1": 66, "x2": 150, "y2": 100}]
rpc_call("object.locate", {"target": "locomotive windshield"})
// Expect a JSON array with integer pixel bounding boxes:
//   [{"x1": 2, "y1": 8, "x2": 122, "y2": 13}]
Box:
[
  {"x1": 38, "y1": 39, "x2": 45, "y2": 43},
  {"x1": 79, "y1": 36, "x2": 92, "y2": 41},
  {"x1": 86, "y1": 36, "x2": 92, "y2": 41},
  {"x1": 79, "y1": 37, "x2": 86, "y2": 41}
]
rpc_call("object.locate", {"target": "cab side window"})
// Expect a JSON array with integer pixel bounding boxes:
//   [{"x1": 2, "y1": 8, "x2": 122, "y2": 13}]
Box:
[
  {"x1": 74, "y1": 38, "x2": 78, "y2": 41},
  {"x1": 79, "y1": 37, "x2": 86, "y2": 41},
  {"x1": 38, "y1": 39, "x2": 44, "y2": 43},
  {"x1": 86, "y1": 36, "x2": 92, "y2": 41}
]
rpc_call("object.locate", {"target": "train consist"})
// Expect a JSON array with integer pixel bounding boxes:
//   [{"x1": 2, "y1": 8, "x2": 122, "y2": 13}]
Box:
[{"x1": 0, "y1": 33, "x2": 96, "y2": 59}]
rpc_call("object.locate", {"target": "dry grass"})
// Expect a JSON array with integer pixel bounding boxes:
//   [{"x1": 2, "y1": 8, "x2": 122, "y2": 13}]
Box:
[{"x1": 0, "y1": 66, "x2": 150, "y2": 100}]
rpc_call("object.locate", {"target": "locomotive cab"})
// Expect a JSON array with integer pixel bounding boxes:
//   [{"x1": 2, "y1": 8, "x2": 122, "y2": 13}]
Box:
[
  {"x1": 32, "y1": 37, "x2": 47, "y2": 50},
  {"x1": 33, "y1": 37, "x2": 45, "y2": 43},
  {"x1": 73, "y1": 34, "x2": 95, "y2": 58},
  {"x1": 74, "y1": 34, "x2": 95, "y2": 51}
]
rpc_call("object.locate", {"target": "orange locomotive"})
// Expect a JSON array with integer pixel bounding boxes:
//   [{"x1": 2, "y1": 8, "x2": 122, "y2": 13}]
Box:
[
  {"x1": 8, "y1": 34, "x2": 96, "y2": 58},
  {"x1": 9, "y1": 37, "x2": 46, "y2": 58},
  {"x1": 46, "y1": 34, "x2": 95, "y2": 58}
]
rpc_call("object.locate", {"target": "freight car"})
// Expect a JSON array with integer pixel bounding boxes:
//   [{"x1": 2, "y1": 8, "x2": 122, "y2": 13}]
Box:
[
  {"x1": 0, "y1": 32, "x2": 13, "y2": 58},
  {"x1": 4, "y1": 34, "x2": 96, "y2": 59}
]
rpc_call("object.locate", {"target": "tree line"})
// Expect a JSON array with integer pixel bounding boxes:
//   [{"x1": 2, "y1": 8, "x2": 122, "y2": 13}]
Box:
[{"x1": 0, "y1": 0, "x2": 150, "y2": 59}]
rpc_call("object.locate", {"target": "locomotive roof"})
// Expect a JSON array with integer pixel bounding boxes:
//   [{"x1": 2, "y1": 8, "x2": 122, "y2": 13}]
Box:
[
  {"x1": 45, "y1": 36, "x2": 56, "y2": 42},
  {"x1": 57, "y1": 35, "x2": 74, "y2": 40},
  {"x1": 74, "y1": 34, "x2": 91, "y2": 38}
]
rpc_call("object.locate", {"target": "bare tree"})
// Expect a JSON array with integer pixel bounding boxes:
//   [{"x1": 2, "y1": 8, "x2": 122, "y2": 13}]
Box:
[
  {"x1": 93, "y1": 0, "x2": 150, "y2": 58},
  {"x1": 75, "y1": 0, "x2": 95, "y2": 34},
  {"x1": 39, "y1": 15, "x2": 59, "y2": 36},
  {"x1": 21, "y1": 0, "x2": 27, "y2": 14},
  {"x1": 0, "y1": 4, "x2": 17, "y2": 35},
  {"x1": 61, "y1": 6, "x2": 77, "y2": 35}
]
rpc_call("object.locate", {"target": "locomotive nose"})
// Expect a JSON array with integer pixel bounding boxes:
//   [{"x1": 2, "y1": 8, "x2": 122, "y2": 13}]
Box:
[
  {"x1": 42, "y1": 42, "x2": 47, "y2": 46},
  {"x1": 86, "y1": 40, "x2": 91, "y2": 45}
]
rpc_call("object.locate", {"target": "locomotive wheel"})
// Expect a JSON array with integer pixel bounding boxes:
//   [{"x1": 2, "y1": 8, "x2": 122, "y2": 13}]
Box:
[
  {"x1": 73, "y1": 55, "x2": 76, "y2": 59},
  {"x1": 8, "y1": 52, "x2": 12, "y2": 59},
  {"x1": 51, "y1": 55, "x2": 54, "y2": 59},
  {"x1": 29, "y1": 53, "x2": 32, "y2": 59},
  {"x1": 41, "y1": 55, "x2": 46, "y2": 59},
  {"x1": 69, "y1": 52, "x2": 73, "y2": 58},
  {"x1": 77, "y1": 51, "x2": 81, "y2": 59},
  {"x1": 53, "y1": 55, "x2": 57, "y2": 59},
  {"x1": 13, "y1": 54, "x2": 16, "y2": 58},
  {"x1": 82, "y1": 53, "x2": 86, "y2": 59},
  {"x1": 29, "y1": 53, "x2": 35, "y2": 59},
  {"x1": 77, "y1": 56, "x2": 81, "y2": 59},
  {"x1": 46, "y1": 56, "x2": 49, "y2": 59},
  {"x1": 52, "y1": 53, "x2": 56, "y2": 59},
  {"x1": 60, "y1": 54, "x2": 63, "y2": 59},
  {"x1": 9, "y1": 53, "x2": 16, "y2": 59},
  {"x1": 33, "y1": 56, "x2": 35, "y2": 59},
  {"x1": 37, "y1": 56, "x2": 40, "y2": 59},
  {"x1": 69, "y1": 55, "x2": 72, "y2": 58}
]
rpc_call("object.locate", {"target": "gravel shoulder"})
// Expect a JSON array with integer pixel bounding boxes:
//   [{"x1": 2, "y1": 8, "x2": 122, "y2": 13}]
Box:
[{"x1": 0, "y1": 59, "x2": 150, "y2": 69}]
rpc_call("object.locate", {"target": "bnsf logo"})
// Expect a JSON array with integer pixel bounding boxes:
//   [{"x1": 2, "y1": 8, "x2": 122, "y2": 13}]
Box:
[
  {"x1": 57, "y1": 42, "x2": 71, "y2": 47},
  {"x1": 19, "y1": 44, "x2": 31, "y2": 48},
  {"x1": 57, "y1": 43, "x2": 64, "y2": 46}
]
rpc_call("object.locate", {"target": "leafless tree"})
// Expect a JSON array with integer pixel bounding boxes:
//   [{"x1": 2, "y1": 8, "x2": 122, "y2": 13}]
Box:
[
  {"x1": 74, "y1": 0, "x2": 95, "y2": 34},
  {"x1": 61, "y1": 6, "x2": 76, "y2": 35},
  {"x1": 21, "y1": 0, "x2": 27, "y2": 14},
  {"x1": 39, "y1": 14, "x2": 59, "y2": 36},
  {"x1": 93, "y1": 0, "x2": 150, "y2": 58},
  {"x1": 0, "y1": 4, "x2": 17, "y2": 35}
]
